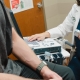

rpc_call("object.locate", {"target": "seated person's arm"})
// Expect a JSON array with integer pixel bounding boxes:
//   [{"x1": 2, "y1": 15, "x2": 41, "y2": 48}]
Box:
[{"x1": 12, "y1": 27, "x2": 62, "y2": 80}]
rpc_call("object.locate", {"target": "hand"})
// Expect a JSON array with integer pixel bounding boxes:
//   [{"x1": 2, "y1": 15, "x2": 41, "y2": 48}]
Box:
[
  {"x1": 40, "y1": 66, "x2": 62, "y2": 80},
  {"x1": 78, "y1": 34, "x2": 80, "y2": 39},
  {"x1": 28, "y1": 32, "x2": 50, "y2": 41}
]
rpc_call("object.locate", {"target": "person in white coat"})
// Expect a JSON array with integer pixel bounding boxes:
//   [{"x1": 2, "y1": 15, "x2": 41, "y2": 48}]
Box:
[{"x1": 28, "y1": 0, "x2": 80, "y2": 80}]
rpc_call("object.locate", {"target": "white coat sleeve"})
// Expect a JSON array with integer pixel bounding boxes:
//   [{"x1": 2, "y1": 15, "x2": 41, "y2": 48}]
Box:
[{"x1": 47, "y1": 4, "x2": 76, "y2": 38}]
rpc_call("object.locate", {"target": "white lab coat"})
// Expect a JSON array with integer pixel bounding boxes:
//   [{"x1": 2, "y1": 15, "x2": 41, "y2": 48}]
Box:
[{"x1": 47, "y1": 4, "x2": 80, "y2": 44}]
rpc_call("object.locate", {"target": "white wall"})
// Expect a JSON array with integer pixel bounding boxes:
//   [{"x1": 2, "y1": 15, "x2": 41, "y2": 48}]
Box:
[{"x1": 43, "y1": 0, "x2": 75, "y2": 48}]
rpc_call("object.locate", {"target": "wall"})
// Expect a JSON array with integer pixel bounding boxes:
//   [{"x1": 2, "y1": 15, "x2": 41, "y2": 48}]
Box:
[{"x1": 43, "y1": 0, "x2": 75, "y2": 48}]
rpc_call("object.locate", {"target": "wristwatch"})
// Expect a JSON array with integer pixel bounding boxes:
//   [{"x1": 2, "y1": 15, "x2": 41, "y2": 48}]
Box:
[{"x1": 36, "y1": 61, "x2": 47, "y2": 73}]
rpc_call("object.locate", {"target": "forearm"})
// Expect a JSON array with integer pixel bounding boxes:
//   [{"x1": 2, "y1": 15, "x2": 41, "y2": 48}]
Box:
[
  {"x1": 0, "y1": 73, "x2": 34, "y2": 80},
  {"x1": 12, "y1": 36, "x2": 41, "y2": 70}
]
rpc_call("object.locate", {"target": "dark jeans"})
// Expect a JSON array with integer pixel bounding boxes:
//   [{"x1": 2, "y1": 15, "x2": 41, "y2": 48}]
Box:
[
  {"x1": 68, "y1": 56, "x2": 80, "y2": 80},
  {"x1": 15, "y1": 60, "x2": 75, "y2": 80}
]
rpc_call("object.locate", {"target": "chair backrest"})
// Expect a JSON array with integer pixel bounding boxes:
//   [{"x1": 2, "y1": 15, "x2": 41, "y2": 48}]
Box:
[{"x1": 9, "y1": 11, "x2": 23, "y2": 39}]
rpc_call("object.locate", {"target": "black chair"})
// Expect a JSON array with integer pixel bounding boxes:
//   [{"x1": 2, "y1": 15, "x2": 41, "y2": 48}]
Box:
[{"x1": 9, "y1": 11, "x2": 23, "y2": 39}]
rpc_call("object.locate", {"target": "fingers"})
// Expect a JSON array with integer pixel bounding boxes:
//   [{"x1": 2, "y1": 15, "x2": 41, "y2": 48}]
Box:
[
  {"x1": 53, "y1": 74, "x2": 62, "y2": 80},
  {"x1": 43, "y1": 70, "x2": 62, "y2": 80},
  {"x1": 78, "y1": 35, "x2": 80, "y2": 39},
  {"x1": 50, "y1": 71, "x2": 62, "y2": 80},
  {"x1": 28, "y1": 34, "x2": 45, "y2": 41},
  {"x1": 37, "y1": 37, "x2": 44, "y2": 41},
  {"x1": 28, "y1": 34, "x2": 39, "y2": 41}
]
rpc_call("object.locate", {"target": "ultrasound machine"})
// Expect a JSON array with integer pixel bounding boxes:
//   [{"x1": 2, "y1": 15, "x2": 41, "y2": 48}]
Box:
[{"x1": 24, "y1": 37, "x2": 70, "y2": 65}]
